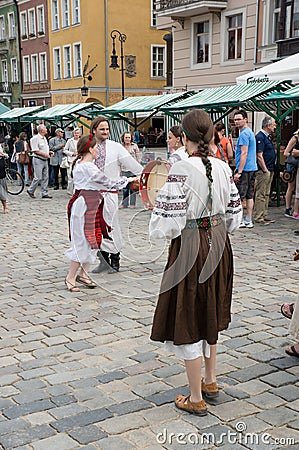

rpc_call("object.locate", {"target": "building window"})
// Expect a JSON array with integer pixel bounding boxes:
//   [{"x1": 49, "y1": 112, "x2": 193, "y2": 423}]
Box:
[
  {"x1": 52, "y1": 0, "x2": 59, "y2": 30},
  {"x1": 11, "y1": 58, "x2": 18, "y2": 82},
  {"x1": 221, "y1": 9, "x2": 246, "y2": 64},
  {"x1": 272, "y1": 0, "x2": 281, "y2": 42},
  {"x1": 73, "y1": 42, "x2": 82, "y2": 76},
  {"x1": 37, "y1": 6, "x2": 45, "y2": 35},
  {"x1": 31, "y1": 55, "x2": 39, "y2": 81},
  {"x1": 293, "y1": 1, "x2": 299, "y2": 37},
  {"x1": 28, "y1": 9, "x2": 36, "y2": 37},
  {"x1": 64, "y1": 45, "x2": 72, "y2": 78},
  {"x1": 62, "y1": 0, "x2": 70, "y2": 27},
  {"x1": 8, "y1": 12, "x2": 15, "y2": 39},
  {"x1": 72, "y1": 0, "x2": 80, "y2": 24},
  {"x1": 227, "y1": 14, "x2": 242, "y2": 60},
  {"x1": 193, "y1": 19, "x2": 211, "y2": 66},
  {"x1": 23, "y1": 56, "x2": 30, "y2": 82},
  {"x1": 39, "y1": 53, "x2": 47, "y2": 81},
  {"x1": 151, "y1": 45, "x2": 165, "y2": 78},
  {"x1": 151, "y1": 0, "x2": 157, "y2": 27},
  {"x1": 53, "y1": 47, "x2": 61, "y2": 79},
  {"x1": 1, "y1": 60, "x2": 8, "y2": 84},
  {"x1": 20, "y1": 12, "x2": 28, "y2": 38},
  {"x1": 0, "y1": 16, "x2": 5, "y2": 41}
]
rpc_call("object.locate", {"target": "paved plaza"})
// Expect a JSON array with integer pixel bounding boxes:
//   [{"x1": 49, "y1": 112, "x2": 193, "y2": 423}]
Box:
[{"x1": 0, "y1": 189, "x2": 298, "y2": 449}]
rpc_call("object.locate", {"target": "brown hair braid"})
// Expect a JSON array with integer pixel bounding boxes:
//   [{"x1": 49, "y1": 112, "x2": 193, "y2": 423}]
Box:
[{"x1": 182, "y1": 109, "x2": 214, "y2": 184}]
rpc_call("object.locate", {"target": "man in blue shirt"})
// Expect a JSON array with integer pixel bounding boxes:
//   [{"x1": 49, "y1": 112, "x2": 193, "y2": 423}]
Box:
[
  {"x1": 254, "y1": 116, "x2": 276, "y2": 224},
  {"x1": 233, "y1": 109, "x2": 257, "y2": 228}
]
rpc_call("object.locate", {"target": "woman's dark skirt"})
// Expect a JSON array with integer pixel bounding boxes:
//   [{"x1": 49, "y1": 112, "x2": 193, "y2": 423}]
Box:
[{"x1": 150, "y1": 222, "x2": 233, "y2": 346}]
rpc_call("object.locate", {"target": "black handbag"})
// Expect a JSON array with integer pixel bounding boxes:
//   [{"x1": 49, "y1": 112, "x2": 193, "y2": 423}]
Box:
[{"x1": 285, "y1": 150, "x2": 299, "y2": 173}]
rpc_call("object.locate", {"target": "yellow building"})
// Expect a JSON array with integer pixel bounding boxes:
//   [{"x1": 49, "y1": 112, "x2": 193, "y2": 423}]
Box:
[{"x1": 48, "y1": 0, "x2": 167, "y2": 106}]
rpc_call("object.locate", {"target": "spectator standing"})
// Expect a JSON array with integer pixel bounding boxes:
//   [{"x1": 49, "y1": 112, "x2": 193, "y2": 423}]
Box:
[
  {"x1": 64, "y1": 127, "x2": 81, "y2": 195},
  {"x1": 49, "y1": 128, "x2": 67, "y2": 190},
  {"x1": 215, "y1": 122, "x2": 234, "y2": 163},
  {"x1": 27, "y1": 125, "x2": 54, "y2": 199},
  {"x1": 15, "y1": 132, "x2": 31, "y2": 186},
  {"x1": 254, "y1": 116, "x2": 276, "y2": 224},
  {"x1": 0, "y1": 144, "x2": 8, "y2": 213},
  {"x1": 233, "y1": 110, "x2": 258, "y2": 228},
  {"x1": 120, "y1": 132, "x2": 141, "y2": 209},
  {"x1": 284, "y1": 129, "x2": 299, "y2": 219}
]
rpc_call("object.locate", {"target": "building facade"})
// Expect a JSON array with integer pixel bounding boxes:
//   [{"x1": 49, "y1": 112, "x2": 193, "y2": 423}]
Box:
[
  {"x1": 256, "y1": 0, "x2": 299, "y2": 65},
  {"x1": 18, "y1": 0, "x2": 51, "y2": 107},
  {"x1": 48, "y1": 0, "x2": 167, "y2": 106},
  {"x1": 154, "y1": 0, "x2": 257, "y2": 91},
  {"x1": 0, "y1": 0, "x2": 22, "y2": 107}
]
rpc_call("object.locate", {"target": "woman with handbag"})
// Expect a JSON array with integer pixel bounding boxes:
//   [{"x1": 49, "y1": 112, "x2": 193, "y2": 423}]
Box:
[
  {"x1": 15, "y1": 132, "x2": 31, "y2": 186},
  {"x1": 63, "y1": 127, "x2": 81, "y2": 195},
  {"x1": 284, "y1": 129, "x2": 299, "y2": 219},
  {"x1": 119, "y1": 132, "x2": 141, "y2": 209},
  {"x1": 0, "y1": 144, "x2": 9, "y2": 213}
]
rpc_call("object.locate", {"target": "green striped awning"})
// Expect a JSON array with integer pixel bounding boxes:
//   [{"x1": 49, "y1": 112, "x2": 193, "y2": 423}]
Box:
[
  {"x1": 0, "y1": 102, "x2": 9, "y2": 116},
  {"x1": 0, "y1": 105, "x2": 45, "y2": 122},
  {"x1": 30, "y1": 102, "x2": 104, "y2": 121},
  {"x1": 161, "y1": 81, "x2": 292, "y2": 113},
  {"x1": 101, "y1": 92, "x2": 193, "y2": 114}
]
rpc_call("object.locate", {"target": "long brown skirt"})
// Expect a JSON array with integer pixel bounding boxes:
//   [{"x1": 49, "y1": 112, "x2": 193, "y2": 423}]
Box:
[{"x1": 150, "y1": 222, "x2": 233, "y2": 346}]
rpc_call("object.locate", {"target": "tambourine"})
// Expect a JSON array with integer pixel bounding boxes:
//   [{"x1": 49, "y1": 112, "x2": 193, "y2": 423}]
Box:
[{"x1": 140, "y1": 159, "x2": 170, "y2": 209}]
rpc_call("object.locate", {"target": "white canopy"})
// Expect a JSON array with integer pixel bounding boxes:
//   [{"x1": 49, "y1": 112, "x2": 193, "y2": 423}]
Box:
[{"x1": 236, "y1": 53, "x2": 299, "y2": 85}]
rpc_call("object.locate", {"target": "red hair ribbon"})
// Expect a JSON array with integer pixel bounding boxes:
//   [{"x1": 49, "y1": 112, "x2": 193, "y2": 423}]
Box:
[{"x1": 83, "y1": 133, "x2": 94, "y2": 152}]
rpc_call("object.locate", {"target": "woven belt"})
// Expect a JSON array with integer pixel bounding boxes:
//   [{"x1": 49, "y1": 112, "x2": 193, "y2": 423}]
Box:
[{"x1": 185, "y1": 214, "x2": 222, "y2": 230}]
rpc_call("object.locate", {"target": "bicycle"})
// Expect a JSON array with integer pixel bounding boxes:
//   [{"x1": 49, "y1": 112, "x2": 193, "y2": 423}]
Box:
[{"x1": 6, "y1": 166, "x2": 24, "y2": 195}]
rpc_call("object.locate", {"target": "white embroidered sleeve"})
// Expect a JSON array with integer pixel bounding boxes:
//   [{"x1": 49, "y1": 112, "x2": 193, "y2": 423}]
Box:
[
  {"x1": 224, "y1": 176, "x2": 243, "y2": 233},
  {"x1": 90, "y1": 169, "x2": 128, "y2": 191},
  {"x1": 149, "y1": 174, "x2": 187, "y2": 240}
]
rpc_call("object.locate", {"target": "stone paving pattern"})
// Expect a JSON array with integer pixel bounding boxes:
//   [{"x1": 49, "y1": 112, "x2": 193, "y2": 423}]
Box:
[{"x1": 0, "y1": 190, "x2": 298, "y2": 449}]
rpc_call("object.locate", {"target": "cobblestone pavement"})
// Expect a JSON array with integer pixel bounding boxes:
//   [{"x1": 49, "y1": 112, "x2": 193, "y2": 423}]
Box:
[{"x1": 0, "y1": 189, "x2": 298, "y2": 450}]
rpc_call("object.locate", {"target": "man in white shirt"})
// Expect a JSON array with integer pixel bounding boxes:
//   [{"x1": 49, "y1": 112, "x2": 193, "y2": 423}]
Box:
[
  {"x1": 91, "y1": 116, "x2": 143, "y2": 273},
  {"x1": 27, "y1": 125, "x2": 54, "y2": 199}
]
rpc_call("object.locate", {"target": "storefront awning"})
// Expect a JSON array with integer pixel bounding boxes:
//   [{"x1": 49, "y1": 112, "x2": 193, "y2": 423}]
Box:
[
  {"x1": 161, "y1": 81, "x2": 292, "y2": 117},
  {"x1": 29, "y1": 102, "x2": 104, "y2": 127},
  {"x1": 236, "y1": 53, "x2": 299, "y2": 85},
  {"x1": 0, "y1": 105, "x2": 45, "y2": 123},
  {"x1": 0, "y1": 102, "x2": 9, "y2": 116},
  {"x1": 101, "y1": 92, "x2": 193, "y2": 115}
]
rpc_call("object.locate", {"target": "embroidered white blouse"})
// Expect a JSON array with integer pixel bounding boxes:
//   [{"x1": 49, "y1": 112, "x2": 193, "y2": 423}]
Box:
[{"x1": 149, "y1": 156, "x2": 242, "y2": 240}]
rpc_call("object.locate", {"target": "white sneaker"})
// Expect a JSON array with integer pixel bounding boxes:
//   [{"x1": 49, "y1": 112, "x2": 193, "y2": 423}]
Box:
[
  {"x1": 245, "y1": 221, "x2": 254, "y2": 228},
  {"x1": 239, "y1": 221, "x2": 246, "y2": 228}
]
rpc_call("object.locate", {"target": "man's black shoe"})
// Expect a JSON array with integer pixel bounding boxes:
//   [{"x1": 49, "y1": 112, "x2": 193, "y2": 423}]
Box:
[
  {"x1": 27, "y1": 190, "x2": 36, "y2": 199},
  {"x1": 54, "y1": 186, "x2": 59, "y2": 190},
  {"x1": 42, "y1": 195, "x2": 53, "y2": 199}
]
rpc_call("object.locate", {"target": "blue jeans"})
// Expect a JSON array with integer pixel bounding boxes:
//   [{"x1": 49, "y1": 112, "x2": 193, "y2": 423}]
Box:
[{"x1": 16, "y1": 161, "x2": 29, "y2": 185}]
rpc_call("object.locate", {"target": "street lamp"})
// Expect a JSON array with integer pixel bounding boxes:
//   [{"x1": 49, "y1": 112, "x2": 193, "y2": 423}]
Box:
[
  {"x1": 80, "y1": 55, "x2": 98, "y2": 97},
  {"x1": 109, "y1": 29, "x2": 127, "y2": 100}
]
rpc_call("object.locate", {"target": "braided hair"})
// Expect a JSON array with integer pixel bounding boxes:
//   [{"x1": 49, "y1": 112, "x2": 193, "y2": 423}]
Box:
[{"x1": 182, "y1": 109, "x2": 214, "y2": 185}]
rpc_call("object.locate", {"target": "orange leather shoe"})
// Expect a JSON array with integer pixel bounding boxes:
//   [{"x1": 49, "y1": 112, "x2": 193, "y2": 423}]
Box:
[
  {"x1": 201, "y1": 380, "x2": 219, "y2": 398},
  {"x1": 175, "y1": 395, "x2": 207, "y2": 416}
]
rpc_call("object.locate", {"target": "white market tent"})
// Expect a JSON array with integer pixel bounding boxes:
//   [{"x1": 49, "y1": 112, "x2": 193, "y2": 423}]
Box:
[{"x1": 236, "y1": 53, "x2": 299, "y2": 85}]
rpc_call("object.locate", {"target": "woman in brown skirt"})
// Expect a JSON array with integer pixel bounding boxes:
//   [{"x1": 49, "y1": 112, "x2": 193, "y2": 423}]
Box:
[{"x1": 149, "y1": 109, "x2": 242, "y2": 416}]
